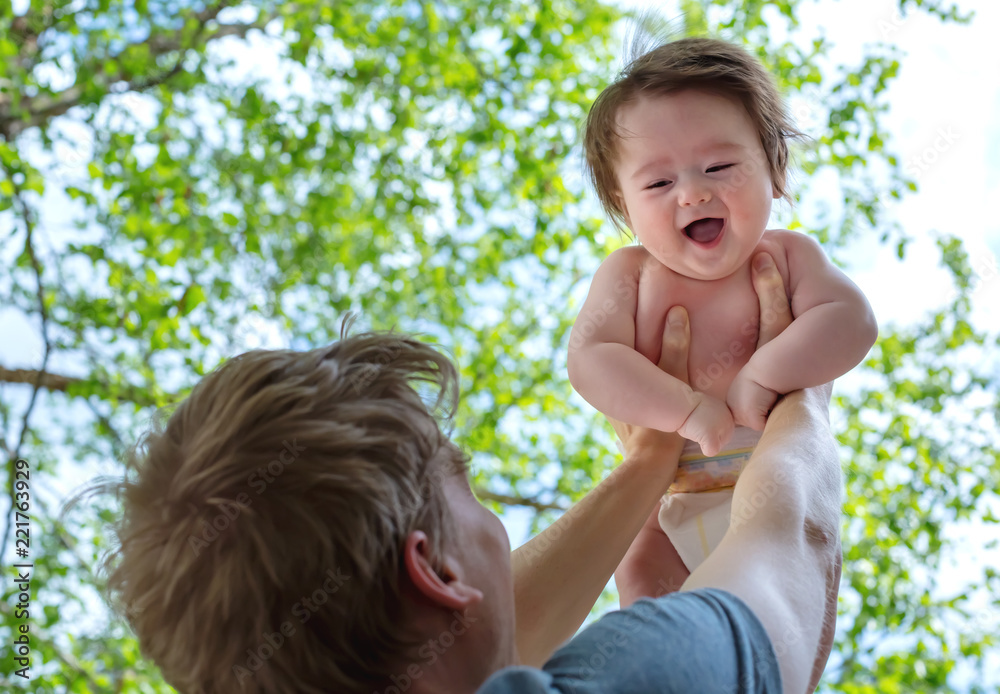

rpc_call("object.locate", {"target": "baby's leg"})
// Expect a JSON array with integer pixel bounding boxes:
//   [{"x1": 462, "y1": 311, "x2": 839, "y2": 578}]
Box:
[{"x1": 615, "y1": 504, "x2": 690, "y2": 608}]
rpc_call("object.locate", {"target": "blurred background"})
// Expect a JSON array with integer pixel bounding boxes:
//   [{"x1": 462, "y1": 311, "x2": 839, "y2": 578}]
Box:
[{"x1": 0, "y1": 0, "x2": 997, "y2": 691}]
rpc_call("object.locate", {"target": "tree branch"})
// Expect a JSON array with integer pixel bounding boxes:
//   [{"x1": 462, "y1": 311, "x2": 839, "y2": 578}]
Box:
[
  {"x1": 0, "y1": 366, "x2": 76, "y2": 393},
  {"x1": 474, "y1": 488, "x2": 566, "y2": 513},
  {"x1": 3, "y1": 364, "x2": 568, "y2": 513},
  {"x1": 0, "y1": 3, "x2": 273, "y2": 140},
  {"x1": 0, "y1": 366, "x2": 159, "y2": 409},
  {"x1": 83, "y1": 398, "x2": 129, "y2": 462}
]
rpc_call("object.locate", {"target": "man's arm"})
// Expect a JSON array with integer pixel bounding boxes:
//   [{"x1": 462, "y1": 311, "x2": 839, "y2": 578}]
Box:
[
  {"x1": 683, "y1": 385, "x2": 843, "y2": 693},
  {"x1": 513, "y1": 306, "x2": 689, "y2": 668}
]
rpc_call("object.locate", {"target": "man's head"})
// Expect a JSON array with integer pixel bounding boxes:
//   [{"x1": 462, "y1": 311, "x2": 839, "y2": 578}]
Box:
[
  {"x1": 102, "y1": 332, "x2": 514, "y2": 693},
  {"x1": 583, "y1": 37, "x2": 802, "y2": 279}
]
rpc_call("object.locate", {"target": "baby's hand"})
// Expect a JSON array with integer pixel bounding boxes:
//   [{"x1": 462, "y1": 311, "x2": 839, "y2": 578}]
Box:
[
  {"x1": 678, "y1": 393, "x2": 734, "y2": 457},
  {"x1": 727, "y1": 370, "x2": 780, "y2": 431}
]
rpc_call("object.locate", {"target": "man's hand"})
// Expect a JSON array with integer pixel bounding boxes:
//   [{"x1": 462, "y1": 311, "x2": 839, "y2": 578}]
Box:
[{"x1": 728, "y1": 252, "x2": 791, "y2": 429}]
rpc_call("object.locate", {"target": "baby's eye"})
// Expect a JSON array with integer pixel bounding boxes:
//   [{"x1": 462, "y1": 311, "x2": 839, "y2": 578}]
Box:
[
  {"x1": 707, "y1": 164, "x2": 735, "y2": 173},
  {"x1": 646, "y1": 180, "x2": 671, "y2": 189}
]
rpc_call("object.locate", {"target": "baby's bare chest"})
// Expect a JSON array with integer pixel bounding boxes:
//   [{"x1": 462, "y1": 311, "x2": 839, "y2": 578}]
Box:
[{"x1": 634, "y1": 266, "x2": 760, "y2": 400}]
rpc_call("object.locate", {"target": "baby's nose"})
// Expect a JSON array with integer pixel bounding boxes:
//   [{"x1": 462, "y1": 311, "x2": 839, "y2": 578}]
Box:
[{"x1": 678, "y1": 180, "x2": 712, "y2": 206}]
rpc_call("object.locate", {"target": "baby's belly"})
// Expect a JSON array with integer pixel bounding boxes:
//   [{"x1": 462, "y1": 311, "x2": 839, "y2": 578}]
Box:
[
  {"x1": 634, "y1": 260, "x2": 762, "y2": 401},
  {"x1": 635, "y1": 305, "x2": 758, "y2": 401},
  {"x1": 686, "y1": 337, "x2": 752, "y2": 401}
]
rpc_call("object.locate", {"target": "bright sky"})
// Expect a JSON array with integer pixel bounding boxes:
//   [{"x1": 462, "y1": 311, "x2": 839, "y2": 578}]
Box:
[{"x1": 812, "y1": 0, "x2": 1000, "y2": 333}]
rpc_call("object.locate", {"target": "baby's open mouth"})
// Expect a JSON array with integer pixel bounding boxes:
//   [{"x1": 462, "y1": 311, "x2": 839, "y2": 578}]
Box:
[{"x1": 684, "y1": 218, "x2": 724, "y2": 244}]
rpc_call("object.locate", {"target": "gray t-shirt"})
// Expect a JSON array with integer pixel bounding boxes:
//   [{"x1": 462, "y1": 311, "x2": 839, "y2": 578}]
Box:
[{"x1": 478, "y1": 588, "x2": 781, "y2": 694}]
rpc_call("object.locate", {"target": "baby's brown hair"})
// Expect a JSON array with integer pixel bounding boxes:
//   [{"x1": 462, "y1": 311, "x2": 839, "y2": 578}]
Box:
[
  {"x1": 584, "y1": 37, "x2": 803, "y2": 229},
  {"x1": 97, "y1": 331, "x2": 468, "y2": 693}
]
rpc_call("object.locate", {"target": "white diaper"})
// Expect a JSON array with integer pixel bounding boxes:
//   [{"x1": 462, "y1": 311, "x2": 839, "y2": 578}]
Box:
[{"x1": 658, "y1": 427, "x2": 761, "y2": 572}]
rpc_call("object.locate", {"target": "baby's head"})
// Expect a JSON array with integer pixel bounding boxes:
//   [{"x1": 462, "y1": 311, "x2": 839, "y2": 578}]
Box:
[{"x1": 583, "y1": 37, "x2": 802, "y2": 278}]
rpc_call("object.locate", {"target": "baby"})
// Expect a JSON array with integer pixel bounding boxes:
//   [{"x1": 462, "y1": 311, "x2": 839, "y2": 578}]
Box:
[{"x1": 567, "y1": 37, "x2": 878, "y2": 572}]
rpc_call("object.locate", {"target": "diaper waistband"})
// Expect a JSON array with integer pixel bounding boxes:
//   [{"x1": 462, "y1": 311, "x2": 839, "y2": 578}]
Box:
[
  {"x1": 670, "y1": 426, "x2": 761, "y2": 494},
  {"x1": 679, "y1": 426, "x2": 762, "y2": 461}
]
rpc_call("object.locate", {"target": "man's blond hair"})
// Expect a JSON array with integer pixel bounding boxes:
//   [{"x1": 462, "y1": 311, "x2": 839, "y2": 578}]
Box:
[{"x1": 100, "y1": 331, "x2": 468, "y2": 693}]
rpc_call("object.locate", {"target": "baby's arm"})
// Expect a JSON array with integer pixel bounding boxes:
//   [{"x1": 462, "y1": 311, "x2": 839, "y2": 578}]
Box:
[
  {"x1": 728, "y1": 234, "x2": 878, "y2": 429},
  {"x1": 569, "y1": 248, "x2": 734, "y2": 456}
]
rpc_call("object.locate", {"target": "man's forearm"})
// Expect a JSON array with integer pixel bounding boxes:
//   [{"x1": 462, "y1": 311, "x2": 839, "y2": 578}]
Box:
[
  {"x1": 511, "y1": 435, "x2": 684, "y2": 667},
  {"x1": 684, "y1": 386, "x2": 843, "y2": 694},
  {"x1": 737, "y1": 386, "x2": 844, "y2": 693},
  {"x1": 733, "y1": 385, "x2": 842, "y2": 536}
]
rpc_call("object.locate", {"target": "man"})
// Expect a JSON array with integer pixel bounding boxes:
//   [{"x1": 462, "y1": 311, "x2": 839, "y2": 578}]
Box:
[{"x1": 101, "y1": 254, "x2": 841, "y2": 693}]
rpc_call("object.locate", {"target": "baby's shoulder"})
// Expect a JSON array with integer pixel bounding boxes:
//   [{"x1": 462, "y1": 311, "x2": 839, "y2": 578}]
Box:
[
  {"x1": 604, "y1": 243, "x2": 650, "y2": 265},
  {"x1": 598, "y1": 244, "x2": 662, "y2": 279},
  {"x1": 757, "y1": 229, "x2": 833, "y2": 291},
  {"x1": 760, "y1": 228, "x2": 826, "y2": 257}
]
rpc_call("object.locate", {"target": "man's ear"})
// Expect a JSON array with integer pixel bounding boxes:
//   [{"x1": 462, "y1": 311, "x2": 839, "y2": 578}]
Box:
[{"x1": 403, "y1": 531, "x2": 483, "y2": 611}]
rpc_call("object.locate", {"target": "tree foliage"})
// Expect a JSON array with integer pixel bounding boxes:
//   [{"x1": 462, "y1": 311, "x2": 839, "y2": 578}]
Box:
[{"x1": 0, "y1": 0, "x2": 996, "y2": 691}]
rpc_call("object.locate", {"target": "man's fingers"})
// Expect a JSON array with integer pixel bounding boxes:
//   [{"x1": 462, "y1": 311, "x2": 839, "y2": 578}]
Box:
[
  {"x1": 752, "y1": 252, "x2": 792, "y2": 348},
  {"x1": 658, "y1": 306, "x2": 690, "y2": 382}
]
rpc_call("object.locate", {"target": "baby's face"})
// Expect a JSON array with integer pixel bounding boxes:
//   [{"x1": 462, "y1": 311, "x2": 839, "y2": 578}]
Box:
[{"x1": 613, "y1": 90, "x2": 778, "y2": 281}]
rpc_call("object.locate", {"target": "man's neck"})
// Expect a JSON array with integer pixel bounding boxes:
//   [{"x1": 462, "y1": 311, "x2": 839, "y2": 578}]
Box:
[
  {"x1": 394, "y1": 654, "x2": 494, "y2": 694},
  {"x1": 388, "y1": 630, "x2": 516, "y2": 694}
]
